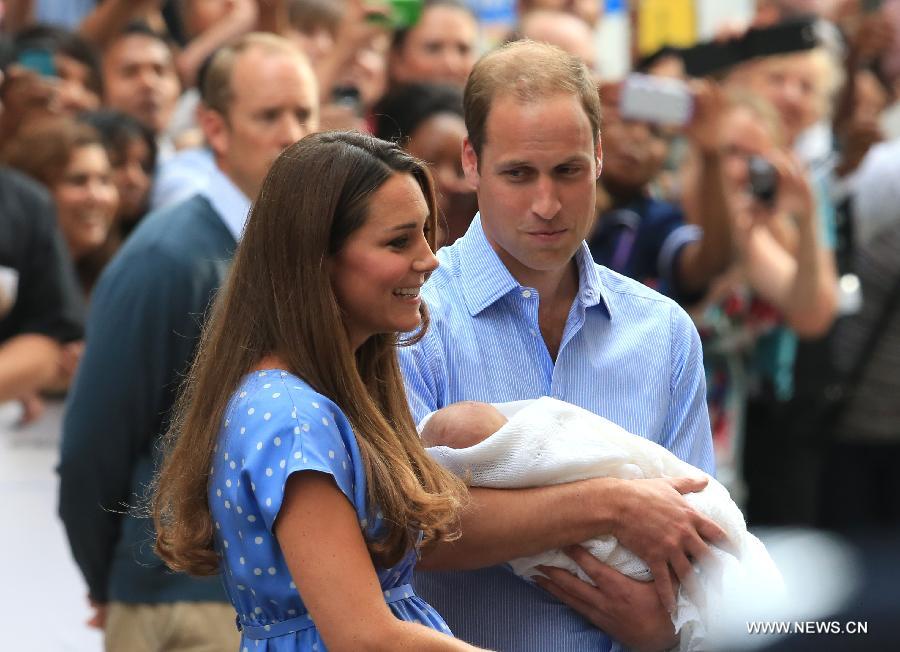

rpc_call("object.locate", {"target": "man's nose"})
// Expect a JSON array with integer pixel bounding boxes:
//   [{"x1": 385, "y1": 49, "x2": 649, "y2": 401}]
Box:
[
  {"x1": 531, "y1": 176, "x2": 561, "y2": 220},
  {"x1": 280, "y1": 114, "x2": 307, "y2": 148},
  {"x1": 136, "y1": 66, "x2": 158, "y2": 89}
]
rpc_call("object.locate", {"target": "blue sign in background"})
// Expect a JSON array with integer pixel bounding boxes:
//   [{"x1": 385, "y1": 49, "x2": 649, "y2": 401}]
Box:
[{"x1": 469, "y1": 1, "x2": 626, "y2": 22}]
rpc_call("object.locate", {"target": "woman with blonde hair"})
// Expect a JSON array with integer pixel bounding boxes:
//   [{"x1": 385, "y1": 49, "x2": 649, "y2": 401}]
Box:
[
  {"x1": 152, "y1": 131, "x2": 481, "y2": 650},
  {"x1": 683, "y1": 92, "x2": 837, "y2": 507}
]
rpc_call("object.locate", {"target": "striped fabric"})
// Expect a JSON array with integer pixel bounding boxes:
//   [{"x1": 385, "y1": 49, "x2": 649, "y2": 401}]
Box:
[
  {"x1": 399, "y1": 214, "x2": 714, "y2": 652},
  {"x1": 834, "y1": 218, "x2": 900, "y2": 443}
]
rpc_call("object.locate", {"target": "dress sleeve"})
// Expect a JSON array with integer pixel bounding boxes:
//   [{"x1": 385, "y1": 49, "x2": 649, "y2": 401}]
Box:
[{"x1": 237, "y1": 380, "x2": 362, "y2": 534}]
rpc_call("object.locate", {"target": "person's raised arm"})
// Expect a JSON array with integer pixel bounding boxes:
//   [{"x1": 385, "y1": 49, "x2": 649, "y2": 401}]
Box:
[
  {"x1": 276, "y1": 471, "x2": 486, "y2": 651},
  {"x1": 1, "y1": 0, "x2": 35, "y2": 33},
  {"x1": 313, "y1": 0, "x2": 387, "y2": 102},
  {"x1": 677, "y1": 81, "x2": 735, "y2": 298},
  {"x1": 175, "y1": 0, "x2": 258, "y2": 89},
  {"x1": 79, "y1": 0, "x2": 162, "y2": 50},
  {"x1": 256, "y1": 0, "x2": 289, "y2": 36}
]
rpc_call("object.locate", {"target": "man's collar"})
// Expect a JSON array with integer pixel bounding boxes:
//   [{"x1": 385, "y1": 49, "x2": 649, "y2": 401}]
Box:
[
  {"x1": 456, "y1": 213, "x2": 611, "y2": 318},
  {"x1": 200, "y1": 165, "x2": 252, "y2": 242},
  {"x1": 456, "y1": 214, "x2": 521, "y2": 316}
]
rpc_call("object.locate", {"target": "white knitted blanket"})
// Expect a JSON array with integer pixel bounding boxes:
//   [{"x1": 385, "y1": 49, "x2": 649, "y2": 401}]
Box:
[{"x1": 423, "y1": 397, "x2": 783, "y2": 652}]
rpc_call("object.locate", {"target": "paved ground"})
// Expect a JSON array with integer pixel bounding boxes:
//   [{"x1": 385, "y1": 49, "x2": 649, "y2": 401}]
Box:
[{"x1": 0, "y1": 400, "x2": 102, "y2": 651}]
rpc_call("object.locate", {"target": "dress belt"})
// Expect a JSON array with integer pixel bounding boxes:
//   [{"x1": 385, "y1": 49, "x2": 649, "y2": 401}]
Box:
[{"x1": 238, "y1": 583, "x2": 416, "y2": 639}]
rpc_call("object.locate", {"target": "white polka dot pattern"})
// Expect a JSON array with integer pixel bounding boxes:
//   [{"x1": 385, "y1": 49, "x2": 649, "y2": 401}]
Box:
[{"x1": 208, "y1": 370, "x2": 451, "y2": 647}]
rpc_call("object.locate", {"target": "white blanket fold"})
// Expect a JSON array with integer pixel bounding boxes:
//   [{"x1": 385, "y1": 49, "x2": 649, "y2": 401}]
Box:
[{"x1": 424, "y1": 397, "x2": 783, "y2": 652}]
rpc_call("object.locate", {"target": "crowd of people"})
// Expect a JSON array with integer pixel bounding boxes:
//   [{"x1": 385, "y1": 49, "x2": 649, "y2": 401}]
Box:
[{"x1": 2, "y1": 0, "x2": 899, "y2": 650}]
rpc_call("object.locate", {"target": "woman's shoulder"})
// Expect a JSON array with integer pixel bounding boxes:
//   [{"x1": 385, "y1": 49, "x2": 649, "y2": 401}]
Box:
[
  {"x1": 225, "y1": 370, "x2": 353, "y2": 448},
  {"x1": 232, "y1": 370, "x2": 343, "y2": 416}
]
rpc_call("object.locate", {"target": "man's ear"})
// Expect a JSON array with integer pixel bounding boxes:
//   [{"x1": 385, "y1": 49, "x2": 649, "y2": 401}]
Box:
[
  {"x1": 461, "y1": 137, "x2": 480, "y2": 190},
  {"x1": 199, "y1": 106, "x2": 229, "y2": 159}
]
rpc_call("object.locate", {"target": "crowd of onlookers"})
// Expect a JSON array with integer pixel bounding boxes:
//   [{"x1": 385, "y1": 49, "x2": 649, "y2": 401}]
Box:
[{"x1": 2, "y1": 0, "x2": 899, "y2": 546}]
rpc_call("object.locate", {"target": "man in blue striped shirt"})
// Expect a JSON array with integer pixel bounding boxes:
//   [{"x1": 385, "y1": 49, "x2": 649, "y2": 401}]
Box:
[{"x1": 401, "y1": 40, "x2": 725, "y2": 651}]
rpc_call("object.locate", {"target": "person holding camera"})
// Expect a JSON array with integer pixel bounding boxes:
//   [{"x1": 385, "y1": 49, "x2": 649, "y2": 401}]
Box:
[{"x1": 684, "y1": 93, "x2": 838, "y2": 504}]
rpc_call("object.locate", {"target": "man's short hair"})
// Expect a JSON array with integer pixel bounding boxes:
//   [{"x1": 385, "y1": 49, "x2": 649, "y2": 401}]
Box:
[
  {"x1": 200, "y1": 32, "x2": 309, "y2": 116},
  {"x1": 463, "y1": 39, "x2": 600, "y2": 159}
]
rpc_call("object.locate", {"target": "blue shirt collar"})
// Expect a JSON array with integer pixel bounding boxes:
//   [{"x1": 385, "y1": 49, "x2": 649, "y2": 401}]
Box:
[
  {"x1": 455, "y1": 213, "x2": 611, "y2": 318},
  {"x1": 200, "y1": 165, "x2": 252, "y2": 242}
]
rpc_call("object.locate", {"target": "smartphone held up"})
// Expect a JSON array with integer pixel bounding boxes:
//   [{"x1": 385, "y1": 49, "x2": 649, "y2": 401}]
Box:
[{"x1": 619, "y1": 73, "x2": 694, "y2": 127}]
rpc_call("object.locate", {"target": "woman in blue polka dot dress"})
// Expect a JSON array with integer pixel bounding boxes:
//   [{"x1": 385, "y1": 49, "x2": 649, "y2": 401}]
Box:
[{"x1": 152, "y1": 132, "x2": 483, "y2": 650}]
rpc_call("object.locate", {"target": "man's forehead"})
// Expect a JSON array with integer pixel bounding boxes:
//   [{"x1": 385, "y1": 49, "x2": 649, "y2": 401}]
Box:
[
  {"x1": 481, "y1": 93, "x2": 595, "y2": 151},
  {"x1": 233, "y1": 47, "x2": 313, "y2": 82},
  {"x1": 229, "y1": 52, "x2": 317, "y2": 104}
]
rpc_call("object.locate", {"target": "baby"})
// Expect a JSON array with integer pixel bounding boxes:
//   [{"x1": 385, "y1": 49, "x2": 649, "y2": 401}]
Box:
[
  {"x1": 420, "y1": 400, "x2": 508, "y2": 449},
  {"x1": 418, "y1": 397, "x2": 783, "y2": 652}
]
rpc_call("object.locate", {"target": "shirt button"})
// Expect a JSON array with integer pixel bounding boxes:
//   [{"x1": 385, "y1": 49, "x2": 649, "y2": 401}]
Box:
[{"x1": 521, "y1": 289, "x2": 532, "y2": 298}]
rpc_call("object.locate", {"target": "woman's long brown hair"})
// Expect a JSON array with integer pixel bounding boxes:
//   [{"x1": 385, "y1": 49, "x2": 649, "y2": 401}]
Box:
[{"x1": 152, "y1": 131, "x2": 466, "y2": 575}]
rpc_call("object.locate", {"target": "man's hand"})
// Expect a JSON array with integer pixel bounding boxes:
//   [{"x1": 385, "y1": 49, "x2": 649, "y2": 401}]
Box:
[
  {"x1": 535, "y1": 546, "x2": 677, "y2": 652},
  {"x1": 87, "y1": 597, "x2": 106, "y2": 629},
  {"x1": 606, "y1": 476, "x2": 727, "y2": 611}
]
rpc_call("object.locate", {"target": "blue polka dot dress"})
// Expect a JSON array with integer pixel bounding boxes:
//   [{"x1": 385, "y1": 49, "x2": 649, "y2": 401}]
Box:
[{"x1": 209, "y1": 370, "x2": 453, "y2": 650}]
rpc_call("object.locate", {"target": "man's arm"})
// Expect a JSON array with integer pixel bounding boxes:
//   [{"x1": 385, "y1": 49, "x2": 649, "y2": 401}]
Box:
[
  {"x1": 0, "y1": 174, "x2": 83, "y2": 401},
  {"x1": 523, "y1": 305, "x2": 718, "y2": 651},
  {"x1": 405, "y1": 317, "x2": 723, "y2": 595},
  {"x1": 652, "y1": 302, "x2": 715, "y2": 473},
  {"x1": 58, "y1": 247, "x2": 212, "y2": 601}
]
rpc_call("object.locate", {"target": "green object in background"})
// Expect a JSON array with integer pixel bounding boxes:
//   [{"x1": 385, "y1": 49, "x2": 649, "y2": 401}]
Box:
[{"x1": 367, "y1": 0, "x2": 423, "y2": 30}]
